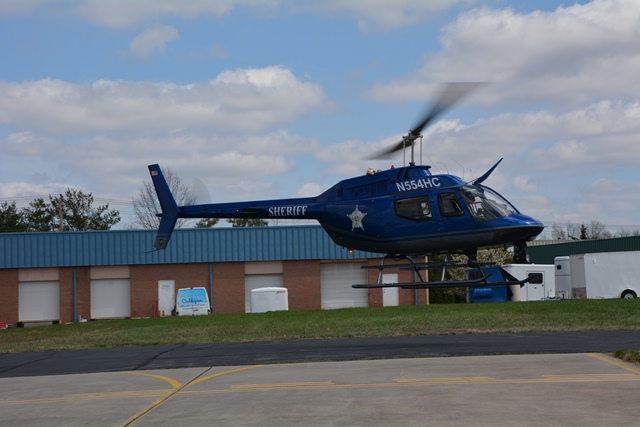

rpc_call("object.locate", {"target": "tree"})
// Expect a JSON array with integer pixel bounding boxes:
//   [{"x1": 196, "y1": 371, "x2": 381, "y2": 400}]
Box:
[
  {"x1": 0, "y1": 191, "x2": 120, "y2": 233},
  {"x1": 0, "y1": 201, "x2": 27, "y2": 232},
  {"x1": 615, "y1": 228, "x2": 640, "y2": 237},
  {"x1": 130, "y1": 167, "x2": 196, "y2": 229},
  {"x1": 50, "y1": 189, "x2": 121, "y2": 231},
  {"x1": 22, "y1": 197, "x2": 54, "y2": 232},
  {"x1": 195, "y1": 218, "x2": 219, "y2": 228},
  {"x1": 228, "y1": 218, "x2": 268, "y2": 227},
  {"x1": 552, "y1": 220, "x2": 611, "y2": 240}
]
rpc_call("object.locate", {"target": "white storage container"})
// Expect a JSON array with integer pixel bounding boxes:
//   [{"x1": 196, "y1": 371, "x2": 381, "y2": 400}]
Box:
[{"x1": 250, "y1": 287, "x2": 288, "y2": 313}]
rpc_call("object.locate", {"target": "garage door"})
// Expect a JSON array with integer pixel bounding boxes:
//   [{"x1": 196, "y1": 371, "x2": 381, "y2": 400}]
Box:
[
  {"x1": 320, "y1": 263, "x2": 368, "y2": 309},
  {"x1": 91, "y1": 279, "x2": 131, "y2": 319},
  {"x1": 19, "y1": 281, "x2": 60, "y2": 322},
  {"x1": 245, "y1": 274, "x2": 283, "y2": 313}
]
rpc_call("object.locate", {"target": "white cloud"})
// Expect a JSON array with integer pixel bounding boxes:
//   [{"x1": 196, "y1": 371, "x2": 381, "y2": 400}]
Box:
[
  {"x1": 0, "y1": 128, "x2": 321, "y2": 204},
  {"x1": 0, "y1": 70, "x2": 324, "y2": 203},
  {"x1": 0, "y1": 0, "x2": 48, "y2": 15},
  {"x1": 514, "y1": 176, "x2": 537, "y2": 192},
  {"x1": 209, "y1": 42, "x2": 228, "y2": 59},
  {"x1": 2, "y1": 131, "x2": 57, "y2": 155},
  {"x1": 3, "y1": 0, "x2": 471, "y2": 31},
  {"x1": 73, "y1": 0, "x2": 238, "y2": 29},
  {"x1": 294, "y1": 182, "x2": 326, "y2": 198},
  {"x1": 0, "y1": 66, "x2": 335, "y2": 135},
  {"x1": 129, "y1": 25, "x2": 179, "y2": 60},
  {"x1": 238, "y1": 131, "x2": 320, "y2": 156},
  {"x1": 63, "y1": 0, "x2": 466, "y2": 30},
  {"x1": 369, "y1": 1, "x2": 640, "y2": 105},
  {"x1": 0, "y1": 181, "x2": 79, "y2": 202},
  {"x1": 302, "y1": 0, "x2": 468, "y2": 31}
]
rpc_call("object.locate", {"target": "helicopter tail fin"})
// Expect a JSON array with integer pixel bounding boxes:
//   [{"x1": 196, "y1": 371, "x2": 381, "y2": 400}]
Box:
[{"x1": 148, "y1": 164, "x2": 180, "y2": 250}]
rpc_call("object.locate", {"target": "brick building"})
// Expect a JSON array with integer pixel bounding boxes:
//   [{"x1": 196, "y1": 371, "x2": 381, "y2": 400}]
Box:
[{"x1": 0, "y1": 226, "x2": 426, "y2": 325}]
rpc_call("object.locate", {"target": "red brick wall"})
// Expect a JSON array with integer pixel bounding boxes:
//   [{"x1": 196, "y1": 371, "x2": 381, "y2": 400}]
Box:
[
  {"x1": 366, "y1": 258, "x2": 428, "y2": 307},
  {"x1": 130, "y1": 263, "x2": 211, "y2": 318},
  {"x1": 75, "y1": 267, "x2": 91, "y2": 321},
  {"x1": 212, "y1": 262, "x2": 245, "y2": 314},
  {"x1": 284, "y1": 260, "x2": 321, "y2": 310},
  {"x1": 0, "y1": 269, "x2": 19, "y2": 325},
  {"x1": 59, "y1": 267, "x2": 91, "y2": 324},
  {"x1": 0, "y1": 258, "x2": 431, "y2": 325}
]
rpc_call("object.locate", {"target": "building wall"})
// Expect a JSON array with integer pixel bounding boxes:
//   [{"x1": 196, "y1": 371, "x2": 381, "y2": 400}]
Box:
[
  {"x1": 284, "y1": 260, "x2": 321, "y2": 311},
  {"x1": 0, "y1": 268, "x2": 19, "y2": 324},
  {"x1": 130, "y1": 263, "x2": 210, "y2": 318},
  {"x1": 365, "y1": 258, "x2": 429, "y2": 307},
  {"x1": 212, "y1": 262, "x2": 246, "y2": 315},
  {"x1": 75, "y1": 267, "x2": 91, "y2": 322},
  {"x1": 56, "y1": 267, "x2": 92, "y2": 323},
  {"x1": 0, "y1": 258, "x2": 432, "y2": 325}
]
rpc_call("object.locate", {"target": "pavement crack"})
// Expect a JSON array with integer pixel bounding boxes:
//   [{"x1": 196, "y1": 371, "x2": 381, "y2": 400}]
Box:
[{"x1": 131, "y1": 344, "x2": 185, "y2": 371}]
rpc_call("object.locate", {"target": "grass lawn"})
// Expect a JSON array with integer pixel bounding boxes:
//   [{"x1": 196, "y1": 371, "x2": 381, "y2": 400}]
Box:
[{"x1": 1, "y1": 299, "x2": 639, "y2": 358}]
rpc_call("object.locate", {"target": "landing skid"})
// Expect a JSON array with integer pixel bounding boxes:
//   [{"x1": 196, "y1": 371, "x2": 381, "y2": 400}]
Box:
[{"x1": 352, "y1": 255, "x2": 530, "y2": 290}]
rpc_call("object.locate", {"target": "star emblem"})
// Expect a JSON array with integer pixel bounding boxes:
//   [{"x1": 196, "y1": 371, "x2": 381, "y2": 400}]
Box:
[{"x1": 347, "y1": 205, "x2": 367, "y2": 230}]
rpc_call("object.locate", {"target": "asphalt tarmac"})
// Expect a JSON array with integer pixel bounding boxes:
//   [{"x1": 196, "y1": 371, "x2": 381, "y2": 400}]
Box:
[
  {"x1": 1, "y1": 331, "x2": 640, "y2": 426},
  {"x1": 2, "y1": 330, "x2": 640, "y2": 377}
]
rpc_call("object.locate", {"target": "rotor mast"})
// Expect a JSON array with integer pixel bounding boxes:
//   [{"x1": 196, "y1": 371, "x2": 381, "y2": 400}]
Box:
[{"x1": 370, "y1": 82, "x2": 486, "y2": 166}]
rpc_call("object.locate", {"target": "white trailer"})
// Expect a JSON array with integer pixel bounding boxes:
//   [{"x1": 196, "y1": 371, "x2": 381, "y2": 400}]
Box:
[
  {"x1": 554, "y1": 251, "x2": 639, "y2": 299},
  {"x1": 500, "y1": 264, "x2": 556, "y2": 301}
]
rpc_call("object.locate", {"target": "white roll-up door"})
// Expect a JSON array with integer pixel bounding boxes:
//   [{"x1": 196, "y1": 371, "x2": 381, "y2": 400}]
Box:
[
  {"x1": 18, "y1": 281, "x2": 60, "y2": 322},
  {"x1": 91, "y1": 279, "x2": 131, "y2": 319},
  {"x1": 320, "y1": 262, "x2": 368, "y2": 309},
  {"x1": 245, "y1": 274, "x2": 283, "y2": 313}
]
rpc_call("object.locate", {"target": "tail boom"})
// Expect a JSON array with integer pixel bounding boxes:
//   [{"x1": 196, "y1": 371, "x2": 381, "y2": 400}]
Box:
[{"x1": 147, "y1": 164, "x2": 320, "y2": 250}]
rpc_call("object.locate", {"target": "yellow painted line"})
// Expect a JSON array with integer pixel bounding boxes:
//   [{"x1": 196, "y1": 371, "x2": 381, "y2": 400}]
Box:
[
  {"x1": 5, "y1": 362, "x2": 640, "y2": 408},
  {"x1": 64, "y1": 390, "x2": 169, "y2": 400},
  {"x1": 124, "y1": 365, "x2": 263, "y2": 427},
  {"x1": 395, "y1": 376, "x2": 495, "y2": 384},
  {"x1": 186, "y1": 365, "x2": 264, "y2": 387},
  {"x1": 180, "y1": 373, "x2": 640, "y2": 396},
  {"x1": 588, "y1": 353, "x2": 640, "y2": 375},
  {"x1": 395, "y1": 374, "x2": 640, "y2": 385},
  {"x1": 123, "y1": 371, "x2": 183, "y2": 389},
  {"x1": 231, "y1": 381, "x2": 335, "y2": 390},
  {"x1": 0, "y1": 390, "x2": 170, "y2": 406}
]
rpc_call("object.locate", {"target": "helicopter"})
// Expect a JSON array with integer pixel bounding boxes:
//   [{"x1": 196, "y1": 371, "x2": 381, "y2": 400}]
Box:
[{"x1": 148, "y1": 83, "x2": 544, "y2": 289}]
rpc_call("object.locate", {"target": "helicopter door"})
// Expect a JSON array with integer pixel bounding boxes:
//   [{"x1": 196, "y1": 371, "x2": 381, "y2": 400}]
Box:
[{"x1": 436, "y1": 192, "x2": 466, "y2": 232}]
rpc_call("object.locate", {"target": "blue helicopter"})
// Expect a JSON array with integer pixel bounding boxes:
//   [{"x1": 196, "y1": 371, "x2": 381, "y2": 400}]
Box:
[{"x1": 148, "y1": 83, "x2": 544, "y2": 288}]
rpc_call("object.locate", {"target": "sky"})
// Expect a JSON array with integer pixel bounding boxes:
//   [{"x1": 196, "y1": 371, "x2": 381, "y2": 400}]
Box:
[{"x1": 2, "y1": 0, "x2": 640, "y2": 238}]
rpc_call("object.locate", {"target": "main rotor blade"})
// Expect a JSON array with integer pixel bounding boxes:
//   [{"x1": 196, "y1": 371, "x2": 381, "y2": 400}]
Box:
[
  {"x1": 370, "y1": 82, "x2": 486, "y2": 159},
  {"x1": 411, "y1": 82, "x2": 486, "y2": 136}
]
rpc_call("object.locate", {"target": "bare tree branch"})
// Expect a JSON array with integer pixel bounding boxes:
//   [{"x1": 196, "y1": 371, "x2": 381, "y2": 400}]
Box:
[{"x1": 129, "y1": 168, "x2": 196, "y2": 229}]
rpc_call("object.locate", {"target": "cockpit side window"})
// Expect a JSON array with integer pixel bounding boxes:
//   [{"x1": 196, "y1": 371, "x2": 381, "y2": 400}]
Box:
[
  {"x1": 460, "y1": 185, "x2": 517, "y2": 221},
  {"x1": 395, "y1": 196, "x2": 432, "y2": 221},
  {"x1": 438, "y1": 192, "x2": 464, "y2": 217}
]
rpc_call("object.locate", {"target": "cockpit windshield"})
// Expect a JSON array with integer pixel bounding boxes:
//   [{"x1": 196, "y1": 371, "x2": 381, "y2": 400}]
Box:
[{"x1": 460, "y1": 185, "x2": 518, "y2": 221}]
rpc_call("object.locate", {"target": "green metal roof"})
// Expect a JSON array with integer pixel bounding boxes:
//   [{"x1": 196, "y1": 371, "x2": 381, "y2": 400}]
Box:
[
  {"x1": 0, "y1": 225, "x2": 379, "y2": 269},
  {"x1": 6, "y1": 225, "x2": 637, "y2": 269},
  {"x1": 526, "y1": 236, "x2": 640, "y2": 264}
]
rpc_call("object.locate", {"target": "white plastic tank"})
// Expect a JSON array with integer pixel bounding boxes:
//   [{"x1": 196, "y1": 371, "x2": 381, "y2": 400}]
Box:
[{"x1": 250, "y1": 287, "x2": 289, "y2": 313}]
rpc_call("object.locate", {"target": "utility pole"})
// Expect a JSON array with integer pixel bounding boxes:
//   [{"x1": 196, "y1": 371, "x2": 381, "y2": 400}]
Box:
[{"x1": 59, "y1": 195, "x2": 64, "y2": 231}]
